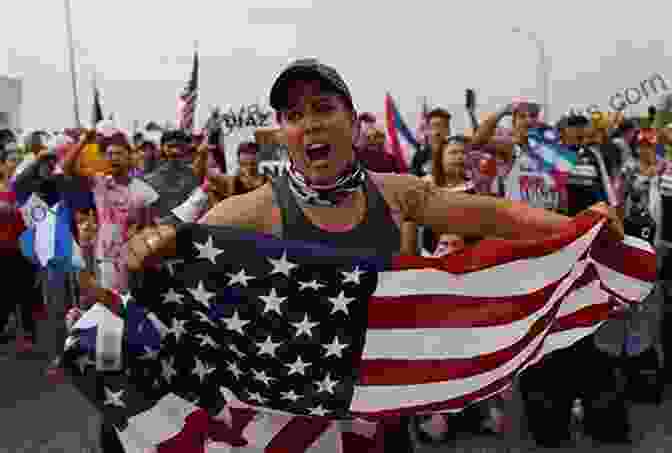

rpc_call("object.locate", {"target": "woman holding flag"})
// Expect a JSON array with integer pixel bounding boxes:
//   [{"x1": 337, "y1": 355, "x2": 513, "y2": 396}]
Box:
[{"x1": 124, "y1": 58, "x2": 625, "y2": 452}]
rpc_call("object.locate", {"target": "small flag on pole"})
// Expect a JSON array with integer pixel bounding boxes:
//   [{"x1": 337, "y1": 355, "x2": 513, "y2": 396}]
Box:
[{"x1": 177, "y1": 47, "x2": 199, "y2": 132}]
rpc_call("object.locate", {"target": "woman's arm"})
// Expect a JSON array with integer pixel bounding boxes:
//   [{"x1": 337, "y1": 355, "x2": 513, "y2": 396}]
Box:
[
  {"x1": 392, "y1": 174, "x2": 604, "y2": 240},
  {"x1": 400, "y1": 221, "x2": 418, "y2": 255}
]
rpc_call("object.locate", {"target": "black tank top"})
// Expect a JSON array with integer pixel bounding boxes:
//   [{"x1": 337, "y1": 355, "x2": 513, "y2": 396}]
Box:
[{"x1": 271, "y1": 172, "x2": 401, "y2": 254}]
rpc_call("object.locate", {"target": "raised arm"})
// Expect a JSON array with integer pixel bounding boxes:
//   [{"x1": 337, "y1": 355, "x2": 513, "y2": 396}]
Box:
[
  {"x1": 471, "y1": 104, "x2": 513, "y2": 147},
  {"x1": 62, "y1": 129, "x2": 97, "y2": 177},
  {"x1": 389, "y1": 174, "x2": 623, "y2": 241}
]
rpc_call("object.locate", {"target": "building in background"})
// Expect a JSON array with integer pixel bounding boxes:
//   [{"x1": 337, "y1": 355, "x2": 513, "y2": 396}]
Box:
[{"x1": 0, "y1": 75, "x2": 22, "y2": 131}]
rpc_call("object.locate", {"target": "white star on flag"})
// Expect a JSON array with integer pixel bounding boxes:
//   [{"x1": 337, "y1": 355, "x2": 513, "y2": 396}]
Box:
[
  {"x1": 103, "y1": 387, "x2": 126, "y2": 408},
  {"x1": 285, "y1": 355, "x2": 312, "y2": 376},
  {"x1": 315, "y1": 373, "x2": 339, "y2": 394},
  {"x1": 328, "y1": 291, "x2": 355, "y2": 315},
  {"x1": 161, "y1": 357, "x2": 177, "y2": 383},
  {"x1": 194, "y1": 311, "x2": 216, "y2": 328},
  {"x1": 188, "y1": 281, "x2": 216, "y2": 309},
  {"x1": 194, "y1": 236, "x2": 224, "y2": 264},
  {"x1": 192, "y1": 358, "x2": 216, "y2": 383},
  {"x1": 252, "y1": 369, "x2": 277, "y2": 387},
  {"x1": 259, "y1": 288, "x2": 287, "y2": 315},
  {"x1": 226, "y1": 268, "x2": 256, "y2": 287},
  {"x1": 267, "y1": 251, "x2": 298, "y2": 277},
  {"x1": 247, "y1": 391, "x2": 268, "y2": 405},
  {"x1": 162, "y1": 288, "x2": 184, "y2": 305},
  {"x1": 195, "y1": 334, "x2": 219, "y2": 348},
  {"x1": 169, "y1": 318, "x2": 188, "y2": 342},
  {"x1": 341, "y1": 266, "x2": 365, "y2": 285},
  {"x1": 280, "y1": 389, "x2": 302, "y2": 402},
  {"x1": 255, "y1": 336, "x2": 282, "y2": 358},
  {"x1": 75, "y1": 354, "x2": 95, "y2": 373},
  {"x1": 221, "y1": 310, "x2": 250, "y2": 335},
  {"x1": 322, "y1": 336, "x2": 349, "y2": 358},
  {"x1": 309, "y1": 405, "x2": 329, "y2": 416},
  {"x1": 138, "y1": 346, "x2": 159, "y2": 361},
  {"x1": 298, "y1": 280, "x2": 325, "y2": 291},
  {"x1": 228, "y1": 343, "x2": 246, "y2": 358},
  {"x1": 226, "y1": 362, "x2": 245, "y2": 380},
  {"x1": 291, "y1": 314, "x2": 319, "y2": 338}
]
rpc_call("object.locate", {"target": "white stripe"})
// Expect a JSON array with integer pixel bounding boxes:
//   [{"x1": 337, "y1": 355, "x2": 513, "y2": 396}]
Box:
[
  {"x1": 521, "y1": 325, "x2": 602, "y2": 371},
  {"x1": 363, "y1": 260, "x2": 589, "y2": 360},
  {"x1": 555, "y1": 279, "x2": 608, "y2": 318},
  {"x1": 374, "y1": 222, "x2": 602, "y2": 298},
  {"x1": 351, "y1": 311, "x2": 552, "y2": 412},
  {"x1": 622, "y1": 234, "x2": 655, "y2": 254},
  {"x1": 241, "y1": 412, "x2": 294, "y2": 450},
  {"x1": 119, "y1": 393, "x2": 199, "y2": 450},
  {"x1": 593, "y1": 260, "x2": 655, "y2": 302}
]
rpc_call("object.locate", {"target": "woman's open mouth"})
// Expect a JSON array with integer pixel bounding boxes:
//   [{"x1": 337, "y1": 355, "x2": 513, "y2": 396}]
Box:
[{"x1": 306, "y1": 143, "x2": 333, "y2": 162}]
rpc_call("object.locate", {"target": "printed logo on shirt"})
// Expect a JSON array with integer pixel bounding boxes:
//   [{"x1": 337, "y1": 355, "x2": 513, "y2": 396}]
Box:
[
  {"x1": 30, "y1": 205, "x2": 48, "y2": 223},
  {"x1": 519, "y1": 174, "x2": 560, "y2": 210}
]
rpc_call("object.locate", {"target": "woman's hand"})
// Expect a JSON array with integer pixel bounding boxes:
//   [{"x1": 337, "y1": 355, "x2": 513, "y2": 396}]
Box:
[
  {"x1": 582, "y1": 202, "x2": 625, "y2": 240},
  {"x1": 127, "y1": 224, "x2": 177, "y2": 272}
]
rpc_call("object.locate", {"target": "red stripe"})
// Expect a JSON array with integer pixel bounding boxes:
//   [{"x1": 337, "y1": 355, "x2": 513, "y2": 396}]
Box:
[
  {"x1": 367, "y1": 281, "x2": 561, "y2": 329},
  {"x1": 391, "y1": 213, "x2": 602, "y2": 274},
  {"x1": 265, "y1": 417, "x2": 332, "y2": 453},
  {"x1": 589, "y1": 230, "x2": 656, "y2": 282},
  {"x1": 360, "y1": 269, "x2": 598, "y2": 385}
]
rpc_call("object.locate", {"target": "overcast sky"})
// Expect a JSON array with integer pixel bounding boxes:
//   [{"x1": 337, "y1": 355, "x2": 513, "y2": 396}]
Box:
[{"x1": 2, "y1": 0, "x2": 671, "y2": 132}]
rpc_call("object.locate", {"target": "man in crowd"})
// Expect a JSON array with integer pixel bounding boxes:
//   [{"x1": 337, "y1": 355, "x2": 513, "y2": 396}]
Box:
[{"x1": 410, "y1": 107, "x2": 451, "y2": 177}]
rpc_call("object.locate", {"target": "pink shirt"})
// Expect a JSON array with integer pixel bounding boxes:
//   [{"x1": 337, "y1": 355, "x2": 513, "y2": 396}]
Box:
[{"x1": 92, "y1": 175, "x2": 158, "y2": 293}]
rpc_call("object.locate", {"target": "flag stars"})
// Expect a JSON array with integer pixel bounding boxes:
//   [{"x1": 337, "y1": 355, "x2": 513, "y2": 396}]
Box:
[
  {"x1": 267, "y1": 251, "x2": 298, "y2": 277},
  {"x1": 103, "y1": 387, "x2": 126, "y2": 408},
  {"x1": 188, "y1": 281, "x2": 216, "y2": 310},
  {"x1": 193, "y1": 311, "x2": 217, "y2": 328},
  {"x1": 221, "y1": 310, "x2": 250, "y2": 335},
  {"x1": 195, "y1": 334, "x2": 219, "y2": 349},
  {"x1": 169, "y1": 318, "x2": 188, "y2": 342},
  {"x1": 298, "y1": 280, "x2": 325, "y2": 291},
  {"x1": 285, "y1": 356, "x2": 312, "y2": 376},
  {"x1": 226, "y1": 268, "x2": 256, "y2": 287},
  {"x1": 228, "y1": 343, "x2": 246, "y2": 358},
  {"x1": 194, "y1": 235, "x2": 224, "y2": 264},
  {"x1": 322, "y1": 337, "x2": 349, "y2": 359},
  {"x1": 255, "y1": 336, "x2": 282, "y2": 358},
  {"x1": 247, "y1": 391, "x2": 268, "y2": 405},
  {"x1": 280, "y1": 389, "x2": 302, "y2": 402},
  {"x1": 259, "y1": 288, "x2": 287, "y2": 315},
  {"x1": 309, "y1": 405, "x2": 330, "y2": 416},
  {"x1": 251, "y1": 369, "x2": 277, "y2": 387},
  {"x1": 341, "y1": 266, "x2": 365, "y2": 285},
  {"x1": 162, "y1": 288, "x2": 184, "y2": 305},
  {"x1": 161, "y1": 357, "x2": 177, "y2": 383},
  {"x1": 328, "y1": 291, "x2": 355, "y2": 315},
  {"x1": 192, "y1": 358, "x2": 216, "y2": 383},
  {"x1": 315, "y1": 373, "x2": 339, "y2": 394},
  {"x1": 226, "y1": 362, "x2": 245, "y2": 380},
  {"x1": 291, "y1": 314, "x2": 319, "y2": 338}
]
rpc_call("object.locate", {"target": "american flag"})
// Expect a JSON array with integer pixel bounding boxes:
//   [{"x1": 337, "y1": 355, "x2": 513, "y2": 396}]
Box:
[
  {"x1": 177, "y1": 50, "x2": 199, "y2": 132},
  {"x1": 62, "y1": 213, "x2": 655, "y2": 452}
]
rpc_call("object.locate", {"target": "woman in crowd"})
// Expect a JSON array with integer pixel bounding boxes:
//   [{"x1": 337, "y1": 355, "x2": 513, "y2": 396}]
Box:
[
  {"x1": 0, "y1": 142, "x2": 37, "y2": 350},
  {"x1": 125, "y1": 58, "x2": 623, "y2": 453}
]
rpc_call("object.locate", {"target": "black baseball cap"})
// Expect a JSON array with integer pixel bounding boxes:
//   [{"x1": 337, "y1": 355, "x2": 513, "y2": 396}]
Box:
[{"x1": 270, "y1": 58, "x2": 353, "y2": 111}]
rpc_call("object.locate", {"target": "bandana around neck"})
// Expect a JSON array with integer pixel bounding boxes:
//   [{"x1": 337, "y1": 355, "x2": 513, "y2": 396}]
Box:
[{"x1": 285, "y1": 159, "x2": 367, "y2": 207}]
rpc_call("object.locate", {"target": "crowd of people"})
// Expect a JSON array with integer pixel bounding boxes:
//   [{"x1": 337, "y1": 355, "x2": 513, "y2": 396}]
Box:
[{"x1": 1, "y1": 57, "x2": 670, "y2": 452}]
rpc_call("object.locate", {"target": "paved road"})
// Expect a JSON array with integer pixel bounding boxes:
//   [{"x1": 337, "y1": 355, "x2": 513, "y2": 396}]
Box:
[{"x1": 2, "y1": 328, "x2": 672, "y2": 453}]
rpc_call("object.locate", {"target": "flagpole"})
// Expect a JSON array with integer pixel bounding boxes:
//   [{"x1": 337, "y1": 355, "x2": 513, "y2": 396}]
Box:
[{"x1": 64, "y1": 0, "x2": 81, "y2": 128}]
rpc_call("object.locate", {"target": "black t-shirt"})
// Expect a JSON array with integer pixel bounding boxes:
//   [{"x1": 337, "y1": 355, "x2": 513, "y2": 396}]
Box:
[{"x1": 411, "y1": 146, "x2": 432, "y2": 177}]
